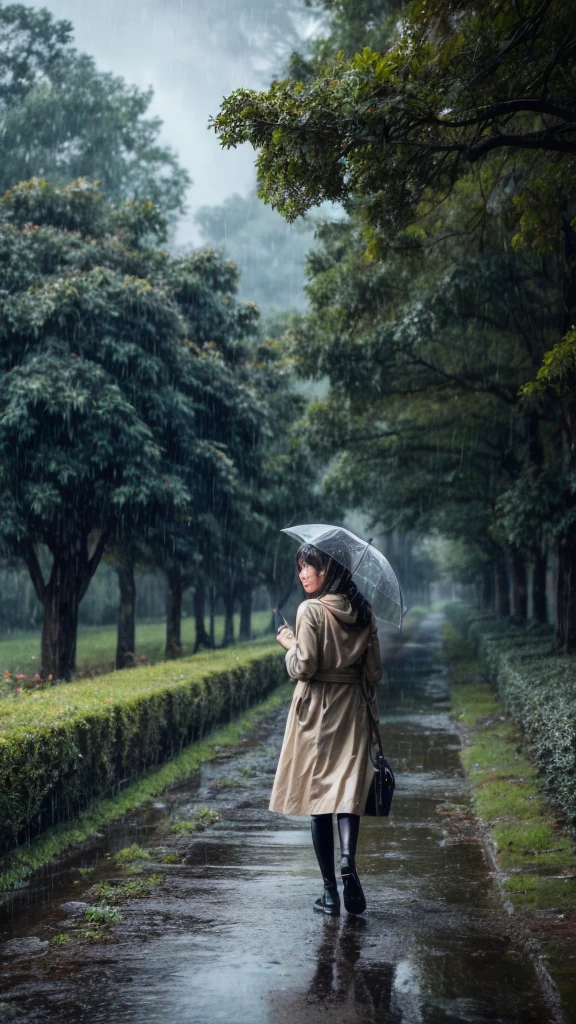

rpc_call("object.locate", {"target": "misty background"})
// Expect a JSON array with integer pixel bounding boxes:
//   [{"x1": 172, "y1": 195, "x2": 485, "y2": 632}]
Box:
[
  {"x1": 17, "y1": 0, "x2": 325, "y2": 308},
  {"x1": 0, "y1": 0, "x2": 433, "y2": 661},
  {"x1": 0, "y1": 0, "x2": 341, "y2": 647}
]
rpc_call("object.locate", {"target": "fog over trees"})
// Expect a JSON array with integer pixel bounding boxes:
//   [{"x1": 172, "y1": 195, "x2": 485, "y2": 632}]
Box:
[{"x1": 1, "y1": 0, "x2": 574, "y2": 679}]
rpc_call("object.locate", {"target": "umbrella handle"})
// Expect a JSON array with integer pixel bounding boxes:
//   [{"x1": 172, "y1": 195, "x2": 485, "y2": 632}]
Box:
[{"x1": 274, "y1": 607, "x2": 290, "y2": 632}]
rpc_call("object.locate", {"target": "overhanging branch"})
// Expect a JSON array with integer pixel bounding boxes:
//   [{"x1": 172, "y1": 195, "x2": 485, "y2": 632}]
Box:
[
  {"x1": 435, "y1": 98, "x2": 576, "y2": 129},
  {"x1": 466, "y1": 130, "x2": 576, "y2": 161}
]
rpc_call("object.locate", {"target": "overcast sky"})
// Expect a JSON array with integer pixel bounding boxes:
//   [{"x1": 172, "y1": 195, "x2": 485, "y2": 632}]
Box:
[{"x1": 20, "y1": 0, "x2": 322, "y2": 244}]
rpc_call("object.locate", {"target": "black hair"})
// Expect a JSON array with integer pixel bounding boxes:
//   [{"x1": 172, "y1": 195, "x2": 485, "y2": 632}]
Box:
[{"x1": 296, "y1": 543, "x2": 372, "y2": 630}]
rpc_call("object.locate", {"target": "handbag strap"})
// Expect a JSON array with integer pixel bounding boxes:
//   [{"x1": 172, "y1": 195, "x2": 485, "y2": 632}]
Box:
[{"x1": 358, "y1": 642, "x2": 386, "y2": 760}]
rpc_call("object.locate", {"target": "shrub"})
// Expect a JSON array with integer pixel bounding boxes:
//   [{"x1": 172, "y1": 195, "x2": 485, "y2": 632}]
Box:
[
  {"x1": 113, "y1": 844, "x2": 150, "y2": 865},
  {"x1": 444, "y1": 603, "x2": 576, "y2": 829},
  {"x1": 90, "y1": 876, "x2": 163, "y2": 901},
  {"x1": 83, "y1": 905, "x2": 122, "y2": 925},
  {"x1": 171, "y1": 807, "x2": 219, "y2": 834},
  {"x1": 0, "y1": 643, "x2": 283, "y2": 853}
]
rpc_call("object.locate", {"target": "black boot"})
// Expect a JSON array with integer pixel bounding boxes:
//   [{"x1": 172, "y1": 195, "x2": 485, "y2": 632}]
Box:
[
  {"x1": 313, "y1": 883, "x2": 341, "y2": 916},
  {"x1": 337, "y1": 813, "x2": 366, "y2": 915},
  {"x1": 311, "y1": 814, "x2": 341, "y2": 916}
]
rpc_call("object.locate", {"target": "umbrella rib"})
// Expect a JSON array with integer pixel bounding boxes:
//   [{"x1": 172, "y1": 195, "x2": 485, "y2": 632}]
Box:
[{"x1": 352, "y1": 537, "x2": 373, "y2": 578}]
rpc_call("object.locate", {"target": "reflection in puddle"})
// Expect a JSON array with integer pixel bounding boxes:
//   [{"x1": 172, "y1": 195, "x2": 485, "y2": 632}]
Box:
[
  {"x1": 392, "y1": 958, "x2": 423, "y2": 1022},
  {"x1": 268, "y1": 916, "x2": 405, "y2": 1024}
]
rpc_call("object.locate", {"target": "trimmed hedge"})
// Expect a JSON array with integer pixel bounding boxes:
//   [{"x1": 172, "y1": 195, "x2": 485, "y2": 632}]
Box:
[
  {"x1": 0, "y1": 641, "x2": 284, "y2": 853},
  {"x1": 444, "y1": 603, "x2": 576, "y2": 829}
]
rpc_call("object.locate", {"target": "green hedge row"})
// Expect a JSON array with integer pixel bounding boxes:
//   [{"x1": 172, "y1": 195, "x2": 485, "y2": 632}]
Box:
[
  {"x1": 444, "y1": 603, "x2": 576, "y2": 829},
  {"x1": 0, "y1": 641, "x2": 285, "y2": 853}
]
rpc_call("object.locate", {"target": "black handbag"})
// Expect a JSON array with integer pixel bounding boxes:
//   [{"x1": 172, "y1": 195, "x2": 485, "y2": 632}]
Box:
[{"x1": 359, "y1": 649, "x2": 395, "y2": 817}]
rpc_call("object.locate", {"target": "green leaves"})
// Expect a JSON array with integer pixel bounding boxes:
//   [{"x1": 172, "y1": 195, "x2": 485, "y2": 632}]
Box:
[
  {"x1": 214, "y1": 0, "x2": 576, "y2": 245},
  {"x1": 454, "y1": 606, "x2": 576, "y2": 828},
  {"x1": 0, "y1": 644, "x2": 283, "y2": 853},
  {"x1": 0, "y1": 179, "x2": 264, "y2": 573},
  {"x1": 519, "y1": 329, "x2": 576, "y2": 408},
  {"x1": 0, "y1": 177, "x2": 107, "y2": 235},
  {"x1": 0, "y1": 7, "x2": 189, "y2": 223}
]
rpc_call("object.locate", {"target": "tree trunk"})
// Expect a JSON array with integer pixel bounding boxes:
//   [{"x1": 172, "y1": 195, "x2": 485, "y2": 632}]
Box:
[
  {"x1": 116, "y1": 557, "x2": 136, "y2": 669},
  {"x1": 555, "y1": 239, "x2": 576, "y2": 649},
  {"x1": 239, "y1": 588, "x2": 252, "y2": 642},
  {"x1": 494, "y1": 555, "x2": 510, "y2": 617},
  {"x1": 222, "y1": 592, "x2": 235, "y2": 647},
  {"x1": 22, "y1": 533, "x2": 108, "y2": 682},
  {"x1": 267, "y1": 585, "x2": 278, "y2": 634},
  {"x1": 193, "y1": 578, "x2": 213, "y2": 652},
  {"x1": 209, "y1": 585, "x2": 216, "y2": 647},
  {"x1": 41, "y1": 559, "x2": 80, "y2": 682},
  {"x1": 509, "y1": 550, "x2": 528, "y2": 622},
  {"x1": 531, "y1": 551, "x2": 548, "y2": 623},
  {"x1": 480, "y1": 565, "x2": 495, "y2": 611},
  {"x1": 165, "y1": 564, "x2": 183, "y2": 659},
  {"x1": 556, "y1": 523, "x2": 576, "y2": 652}
]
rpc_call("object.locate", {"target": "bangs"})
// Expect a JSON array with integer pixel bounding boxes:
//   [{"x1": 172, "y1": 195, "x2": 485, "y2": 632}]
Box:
[{"x1": 295, "y1": 544, "x2": 330, "y2": 572}]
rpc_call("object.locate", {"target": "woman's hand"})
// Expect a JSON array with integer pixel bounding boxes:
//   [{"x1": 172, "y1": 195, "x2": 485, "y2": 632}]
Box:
[{"x1": 276, "y1": 626, "x2": 296, "y2": 651}]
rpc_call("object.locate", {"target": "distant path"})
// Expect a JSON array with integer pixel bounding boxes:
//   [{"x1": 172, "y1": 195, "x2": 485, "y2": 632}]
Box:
[{"x1": 0, "y1": 613, "x2": 563, "y2": 1023}]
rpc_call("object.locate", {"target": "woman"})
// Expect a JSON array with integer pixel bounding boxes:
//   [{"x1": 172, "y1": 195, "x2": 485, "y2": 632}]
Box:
[{"x1": 270, "y1": 543, "x2": 382, "y2": 916}]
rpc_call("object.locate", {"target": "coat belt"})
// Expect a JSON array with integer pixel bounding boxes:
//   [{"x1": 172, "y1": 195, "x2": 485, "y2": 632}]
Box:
[{"x1": 308, "y1": 669, "x2": 363, "y2": 684}]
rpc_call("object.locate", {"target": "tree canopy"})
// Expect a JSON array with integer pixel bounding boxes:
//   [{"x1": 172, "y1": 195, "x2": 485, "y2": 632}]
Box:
[
  {"x1": 213, "y1": 0, "x2": 576, "y2": 650},
  {"x1": 0, "y1": 179, "x2": 267, "y2": 676},
  {"x1": 0, "y1": 3, "x2": 190, "y2": 223},
  {"x1": 213, "y1": 0, "x2": 576, "y2": 246}
]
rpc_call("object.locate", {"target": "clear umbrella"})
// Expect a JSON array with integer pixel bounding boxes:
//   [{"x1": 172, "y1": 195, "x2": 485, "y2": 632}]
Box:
[{"x1": 281, "y1": 523, "x2": 406, "y2": 629}]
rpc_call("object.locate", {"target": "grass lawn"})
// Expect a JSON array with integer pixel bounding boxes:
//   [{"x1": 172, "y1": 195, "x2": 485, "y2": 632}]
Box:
[{"x1": 0, "y1": 610, "x2": 273, "y2": 681}]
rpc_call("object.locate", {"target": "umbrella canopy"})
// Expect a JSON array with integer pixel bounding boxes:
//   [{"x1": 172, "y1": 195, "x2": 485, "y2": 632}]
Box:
[{"x1": 281, "y1": 523, "x2": 406, "y2": 629}]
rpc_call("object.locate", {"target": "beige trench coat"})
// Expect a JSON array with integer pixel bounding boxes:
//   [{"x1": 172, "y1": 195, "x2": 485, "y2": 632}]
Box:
[{"x1": 269, "y1": 592, "x2": 382, "y2": 816}]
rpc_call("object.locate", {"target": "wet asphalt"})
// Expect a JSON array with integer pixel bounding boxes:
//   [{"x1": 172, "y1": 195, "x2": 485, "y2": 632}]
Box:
[{"x1": 0, "y1": 612, "x2": 566, "y2": 1024}]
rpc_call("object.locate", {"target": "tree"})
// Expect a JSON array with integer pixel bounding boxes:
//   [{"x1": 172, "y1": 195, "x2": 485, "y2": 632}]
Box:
[
  {"x1": 195, "y1": 189, "x2": 317, "y2": 311},
  {"x1": 145, "y1": 249, "x2": 266, "y2": 657},
  {"x1": 0, "y1": 3, "x2": 189, "y2": 222},
  {"x1": 519, "y1": 329, "x2": 576, "y2": 646},
  {"x1": 213, "y1": 0, "x2": 576, "y2": 230},
  {"x1": 213, "y1": 0, "x2": 576, "y2": 648},
  {"x1": 285, "y1": 175, "x2": 567, "y2": 617},
  {"x1": 245, "y1": 320, "x2": 345, "y2": 617},
  {"x1": 0, "y1": 179, "x2": 227, "y2": 679}
]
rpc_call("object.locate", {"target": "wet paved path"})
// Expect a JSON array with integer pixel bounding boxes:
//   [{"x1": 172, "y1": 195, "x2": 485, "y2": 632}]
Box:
[{"x1": 0, "y1": 613, "x2": 564, "y2": 1023}]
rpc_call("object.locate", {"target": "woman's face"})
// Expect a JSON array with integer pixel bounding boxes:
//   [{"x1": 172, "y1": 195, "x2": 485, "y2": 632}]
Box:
[{"x1": 298, "y1": 558, "x2": 325, "y2": 595}]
